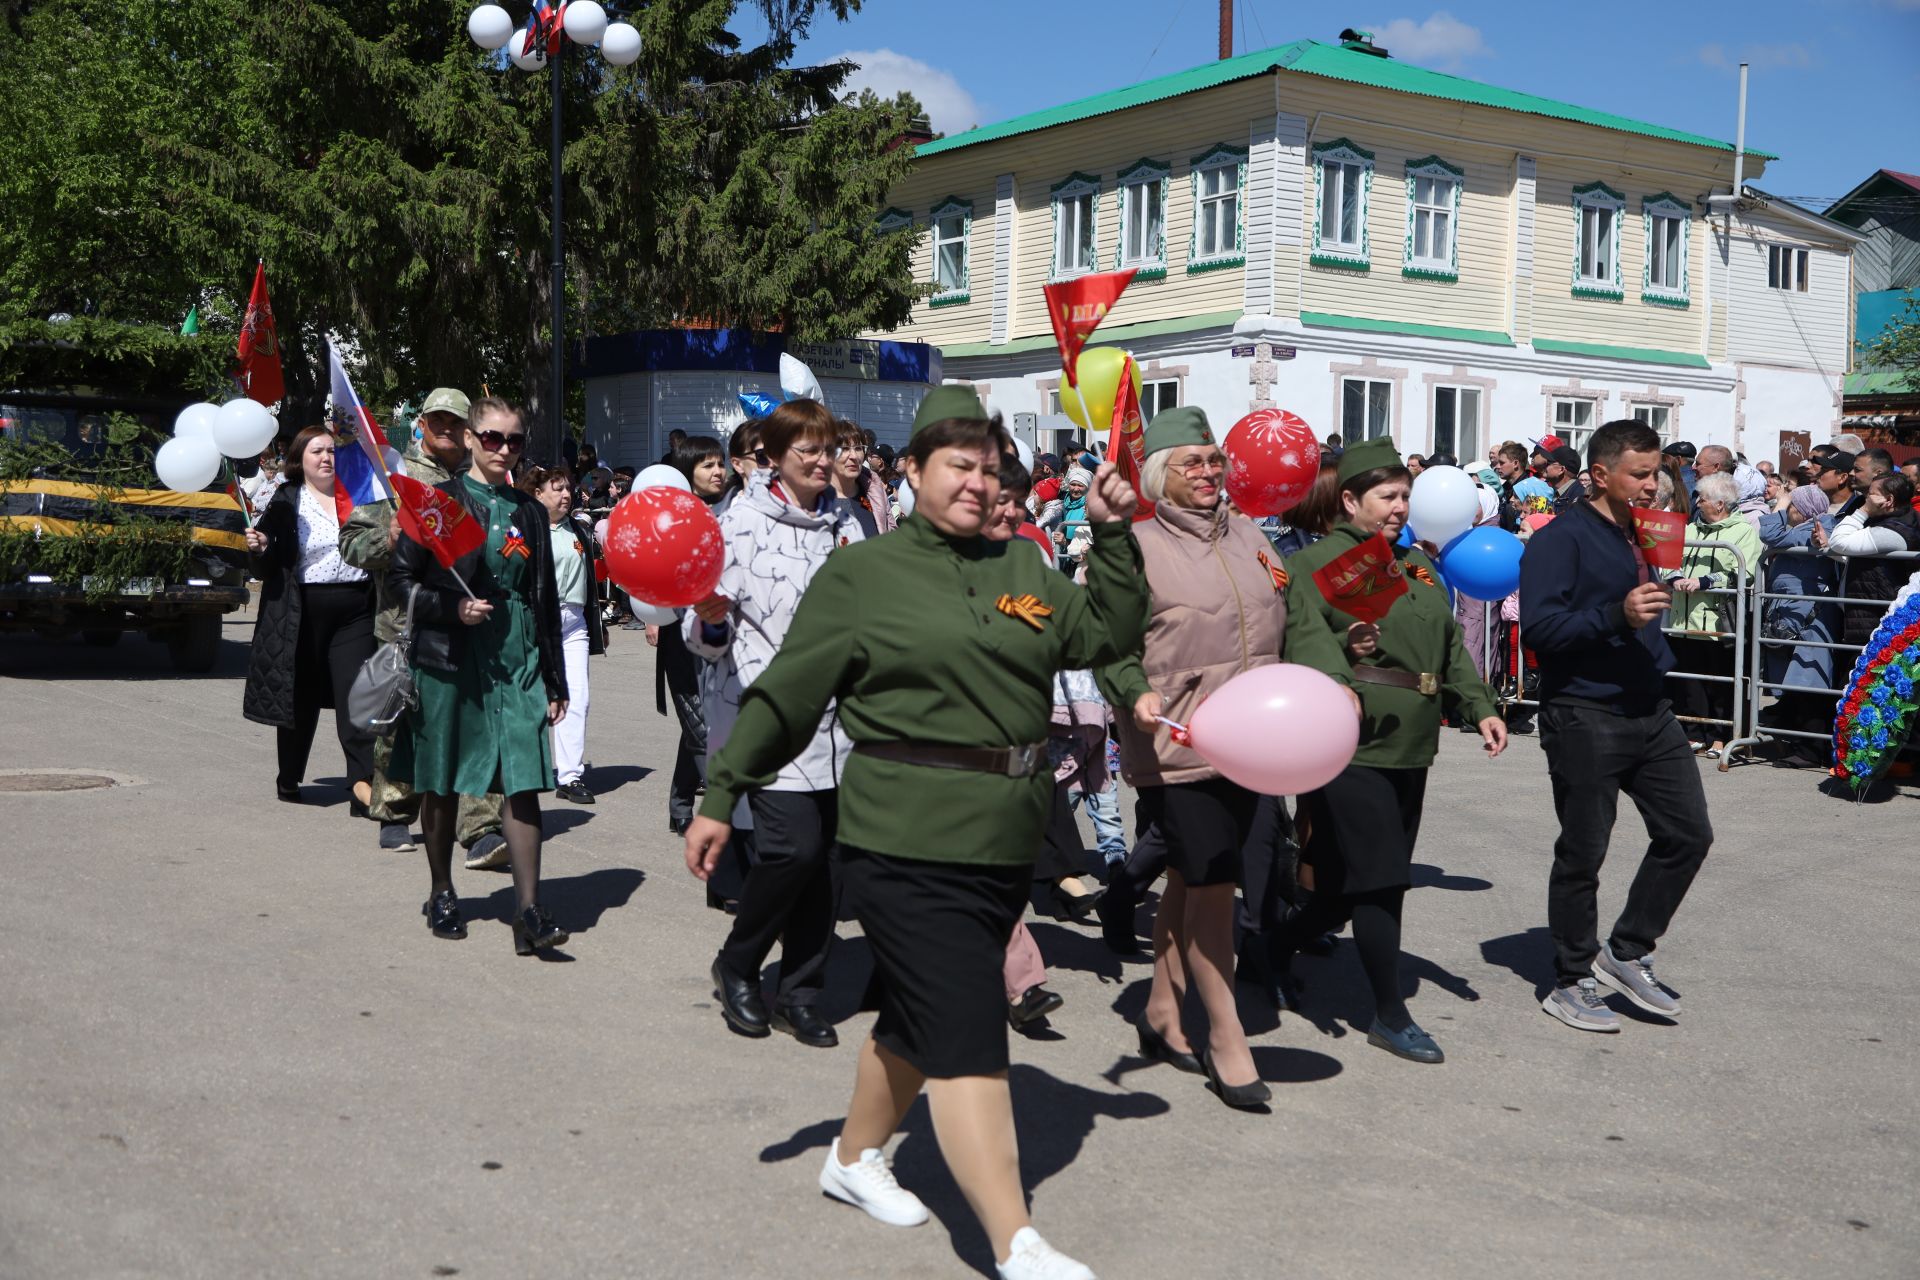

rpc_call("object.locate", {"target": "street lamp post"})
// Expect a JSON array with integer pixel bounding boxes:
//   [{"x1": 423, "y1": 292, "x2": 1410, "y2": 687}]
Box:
[{"x1": 468, "y1": 3, "x2": 642, "y2": 465}]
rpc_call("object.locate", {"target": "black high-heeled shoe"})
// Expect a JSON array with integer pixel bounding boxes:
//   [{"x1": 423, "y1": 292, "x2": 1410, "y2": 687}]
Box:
[
  {"x1": 512, "y1": 904, "x2": 570, "y2": 955},
  {"x1": 1135, "y1": 1021, "x2": 1205, "y2": 1076},
  {"x1": 1200, "y1": 1047, "x2": 1272, "y2": 1111},
  {"x1": 1049, "y1": 883, "x2": 1105, "y2": 925},
  {"x1": 422, "y1": 889, "x2": 466, "y2": 940}
]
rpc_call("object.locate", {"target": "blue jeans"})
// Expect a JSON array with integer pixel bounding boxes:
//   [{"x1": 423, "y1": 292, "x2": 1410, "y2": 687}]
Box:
[{"x1": 1072, "y1": 787, "x2": 1126, "y2": 864}]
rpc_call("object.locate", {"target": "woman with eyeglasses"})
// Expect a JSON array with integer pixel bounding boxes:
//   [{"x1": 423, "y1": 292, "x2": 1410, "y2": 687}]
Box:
[
  {"x1": 722, "y1": 419, "x2": 766, "y2": 511},
  {"x1": 829, "y1": 419, "x2": 897, "y2": 538},
  {"x1": 389, "y1": 397, "x2": 572, "y2": 955},
  {"x1": 1093, "y1": 407, "x2": 1291, "y2": 1111}
]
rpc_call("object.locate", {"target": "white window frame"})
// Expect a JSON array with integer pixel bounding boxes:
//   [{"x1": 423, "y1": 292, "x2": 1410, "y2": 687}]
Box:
[
  {"x1": 1403, "y1": 156, "x2": 1464, "y2": 281},
  {"x1": 1188, "y1": 144, "x2": 1247, "y2": 273},
  {"x1": 1549, "y1": 395, "x2": 1600, "y2": 456},
  {"x1": 1341, "y1": 376, "x2": 1394, "y2": 442},
  {"x1": 1768, "y1": 244, "x2": 1809, "y2": 293},
  {"x1": 1571, "y1": 181, "x2": 1625, "y2": 299},
  {"x1": 1629, "y1": 402, "x2": 1675, "y2": 442},
  {"x1": 1114, "y1": 159, "x2": 1170, "y2": 278},
  {"x1": 1431, "y1": 384, "x2": 1482, "y2": 460},
  {"x1": 927, "y1": 197, "x2": 971, "y2": 307},
  {"x1": 1311, "y1": 138, "x2": 1374, "y2": 269},
  {"x1": 1642, "y1": 192, "x2": 1691, "y2": 308},
  {"x1": 1050, "y1": 172, "x2": 1101, "y2": 281},
  {"x1": 1140, "y1": 378, "x2": 1180, "y2": 423}
]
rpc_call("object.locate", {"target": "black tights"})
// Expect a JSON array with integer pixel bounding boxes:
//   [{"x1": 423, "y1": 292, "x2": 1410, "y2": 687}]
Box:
[
  {"x1": 422, "y1": 790, "x2": 544, "y2": 912},
  {"x1": 1275, "y1": 887, "x2": 1411, "y2": 1032}
]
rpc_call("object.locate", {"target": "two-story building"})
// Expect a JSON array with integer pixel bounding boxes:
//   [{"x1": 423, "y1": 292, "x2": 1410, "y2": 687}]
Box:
[{"x1": 865, "y1": 32, "x2": 1861, "y2": 469}]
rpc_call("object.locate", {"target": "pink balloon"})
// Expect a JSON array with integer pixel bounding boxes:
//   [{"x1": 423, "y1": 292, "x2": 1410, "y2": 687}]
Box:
[{"x1": 1186, "y1": 663, "x2": 1358, "y2": 795}]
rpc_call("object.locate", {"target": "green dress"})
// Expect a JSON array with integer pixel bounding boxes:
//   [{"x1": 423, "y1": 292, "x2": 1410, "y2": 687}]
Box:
[{"x1": 395, "y1": 476, "x2": 555, "y2": 796}]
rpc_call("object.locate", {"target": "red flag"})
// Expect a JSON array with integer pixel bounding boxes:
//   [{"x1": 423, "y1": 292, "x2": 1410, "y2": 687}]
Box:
[
  {"x1": 1630, "y1": 508, "x2": 1687, "y2": 572},
  {"x1": 391, "y1": 474, "x2": 484, "y2": 570},
  {"x1": 1109, "y1": 354, "x2": 1154, "y2": 525},
  {"x1": 235, "y1": 262, "x2": 285, "y2": 406},
  {"x1": 1311, "y1": 532, "x2": 1410, "y2": 624},
  {"x1": 1043, "y1": 269, "x2": 1136, "y2": 388}
]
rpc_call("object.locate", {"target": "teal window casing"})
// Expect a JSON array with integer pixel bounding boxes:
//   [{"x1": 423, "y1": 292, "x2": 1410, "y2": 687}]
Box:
[
  {"x1": 1402, "y1": 155, "x2": 1464, "y2": 281},
  {"x1": 1641, "y1": 191, "x2": 1691, "y2": 309},
  {"x1": 1188, "y1": 143, "x2": 1247, "y2": 274},
  {"x1": 1311, "y1": 138, "x2": 1374, "y2": 271},
  {"x1": 875, "y1": 206, "x2": 913, "y2": 236},
  {"x1": 1571, "y1": 180, "x2": 1625, "y2": 300},
  {"x1": 928, "y1": 196, "x2": 972, "y2": 308},
  {"x1": 1114, "y1": 158, "x2": 1171, "y2": 280},
  {"x1": 1050, "y1": 171, "x2": 1102, "y2": 282}
]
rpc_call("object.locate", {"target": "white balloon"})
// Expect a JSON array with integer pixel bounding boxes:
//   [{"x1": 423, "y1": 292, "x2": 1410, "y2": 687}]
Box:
[
  {"x1": 896, "y1": 479, "x2": 916, "y2": 517},
  {"x1": 630, "y1": 600, "x2": 677, "y2": 626},
  {"x1": 212, "y1": 398, "x2": 278, "y2": 458},
  {"x1": 778, "y1": 352, "x2": 824, "y2": 403},
  {"x1": 561, "y1": 0, "x2": 607, "y2": 45},
  {"x1": 600, "y1": 21, "x2": 642, "y2": 66},
  {"x1": 1011, "y1": 436, "x2": 1034, "y2": 472},
  {"x1": 467, "y1": 3, "x2": 514, "y2": 50},
  {"x1": 173, "y1": 402, "x2": 220, "y2": 442},
  {"x1": 634, "y1": 463, "x2": 692, "y2": 493},
  {"x1": 508, "y1": 24, "x2": 547, "y2": 71},
  {"x1": 1407, "y1": 465, "x2": 1480, "y2": 547},
  {"x1": 154, "y1": 436, "x2": 222, "y2": 493}
]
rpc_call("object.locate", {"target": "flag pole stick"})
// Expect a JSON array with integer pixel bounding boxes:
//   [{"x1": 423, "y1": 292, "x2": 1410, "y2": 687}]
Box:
[{"x1": 222, "y1": 458, "x2": 256, "y2": 529}]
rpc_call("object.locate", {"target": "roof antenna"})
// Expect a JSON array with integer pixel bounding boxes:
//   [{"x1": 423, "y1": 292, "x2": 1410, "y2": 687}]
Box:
[{"x1": 1219, "y1": 0, "x2": 1232, "y2": 60}]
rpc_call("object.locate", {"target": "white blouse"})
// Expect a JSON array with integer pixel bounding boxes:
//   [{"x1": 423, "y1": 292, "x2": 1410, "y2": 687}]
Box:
[{"x1": 295, "y1": 485, "x2": 368, "y2": 585}]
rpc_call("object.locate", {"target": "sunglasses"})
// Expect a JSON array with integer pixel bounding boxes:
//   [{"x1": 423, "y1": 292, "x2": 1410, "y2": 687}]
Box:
[{"x1": 474, "y1": 429, "x2": 526, "y2": 454}]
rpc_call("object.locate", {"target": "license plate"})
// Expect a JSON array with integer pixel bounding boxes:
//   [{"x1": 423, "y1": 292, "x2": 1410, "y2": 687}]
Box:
[{"x1": 81, "y1": 576, "x2": 159, "y2": 596}]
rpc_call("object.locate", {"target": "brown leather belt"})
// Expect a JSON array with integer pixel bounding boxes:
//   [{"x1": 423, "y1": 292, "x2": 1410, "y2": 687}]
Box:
[
  {"x1": 854, "y1": 740, "x2": 1049, "y2": 779},
  {"x1": 1350, "y1": 666, "x2": 1440, "y2": 697}
]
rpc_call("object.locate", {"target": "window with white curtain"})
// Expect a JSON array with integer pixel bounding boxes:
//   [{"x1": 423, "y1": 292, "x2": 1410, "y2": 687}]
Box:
[
  {"x1": 1643, "y1": 194, "x2": 1691, "y2": 305},
  {"x1": 1051, "y1": 174, "x2": 1100, "y2": 279},
  {"x1": 1342, "y1": 378, "x2": 1393, "y2": 441},
  {"x1": 929, "y1": 199, "x2": 970, "y2": 300},
  {"x1": 1572, "y1": 182, "x2": 1625, "y2": 298},
  {"x1": 1117, "y1": 161, "x2": 1169, "y2": 272},
  {"x1": 1404, "y1": 157, "x2": 1463, "y2": 278},
  {"x1": 1312, "y1": 139, "x2": 1374, "y2": 267}
]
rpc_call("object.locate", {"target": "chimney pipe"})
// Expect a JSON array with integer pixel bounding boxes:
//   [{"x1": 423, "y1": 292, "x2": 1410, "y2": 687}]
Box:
[{"x1": 1219, "y1": 0, "x2": 1232, "y2": 60}]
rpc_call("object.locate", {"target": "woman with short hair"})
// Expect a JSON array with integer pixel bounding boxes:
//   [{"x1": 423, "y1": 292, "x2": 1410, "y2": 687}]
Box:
[
  {"x1": 1821, "y1": 472, "x2": 1920, "y2": 645},
  {"x1": 1665, "y1": 470, "x2": 1763, "y2": 758},
  {"x1": 522, "y1": 464, "x2": 605, "y2": 805},
  {"x1": 722, "y1": 419, "x2": 765, "y2": 508}
]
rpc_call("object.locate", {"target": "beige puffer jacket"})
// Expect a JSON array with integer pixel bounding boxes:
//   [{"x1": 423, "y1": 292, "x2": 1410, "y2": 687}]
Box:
[{"x1": 1098, "y1": 501, "x2": 1287, "y2": 786}]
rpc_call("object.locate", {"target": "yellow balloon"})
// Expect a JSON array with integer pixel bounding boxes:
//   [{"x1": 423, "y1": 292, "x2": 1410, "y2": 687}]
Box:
[{"x1": 1062, "y1": 346, "x2": 1142, "y2": 434}]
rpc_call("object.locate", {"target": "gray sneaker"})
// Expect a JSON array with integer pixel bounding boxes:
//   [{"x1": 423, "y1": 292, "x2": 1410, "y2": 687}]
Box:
[
  {"x1": 1541, "y1": 978, "x2": 1621, "y2": 1032},
  {"x1": 1592, "y1": 943, "x2": 1681, "y2": 1017},
  {"x1": 463, "y1": 832, "x2": 509, "y2": 871}
]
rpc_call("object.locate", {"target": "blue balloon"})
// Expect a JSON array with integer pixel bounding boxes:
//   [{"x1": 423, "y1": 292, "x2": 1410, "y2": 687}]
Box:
[
  {"x1": 1396, "y1": 524, "x2": 1415, "y2": 547},
  {"x1": 738, "y1": 391, "x2": 781, "y2": 418},
  {"x1": 1437, "y1": 526, "x2": 1525, "y2": 600}
]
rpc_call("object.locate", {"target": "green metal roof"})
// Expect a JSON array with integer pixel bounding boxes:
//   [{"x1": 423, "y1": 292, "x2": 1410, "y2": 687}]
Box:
[
  {"x1": 916, "y1": 40, "x2": 1774, "y2": 161},
  {"x1": 1531, "y1": 338, "x2": 1711, "y2": 369},
  {"x1": 1845, "y1": 370, "x2": 1919, "y2": 396},
  {"x1": 1301, "y1": 311, "x2": 1513, "y2": 347}
]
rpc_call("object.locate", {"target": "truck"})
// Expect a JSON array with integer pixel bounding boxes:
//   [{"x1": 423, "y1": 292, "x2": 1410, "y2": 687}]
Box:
[{"x1": 0, "y1": 388, "x2": 252, "y2": 672}]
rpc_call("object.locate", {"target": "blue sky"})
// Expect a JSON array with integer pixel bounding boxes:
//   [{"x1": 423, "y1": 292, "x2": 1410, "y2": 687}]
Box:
[{"x1": 763, "y1": 0, "x2": 1920, "y2": 209}]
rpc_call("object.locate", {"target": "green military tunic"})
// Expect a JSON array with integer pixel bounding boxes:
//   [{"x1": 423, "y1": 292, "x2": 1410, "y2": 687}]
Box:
[
  {"x1": 394, "y1": 476, "x2": 555, "y2": 796},
  {"x1": 700, "y1": 514, "x2": 1150, "y2": 865},
  {"x1": 1283, "y1": 522, "x2": 1497, "y2": 769}
]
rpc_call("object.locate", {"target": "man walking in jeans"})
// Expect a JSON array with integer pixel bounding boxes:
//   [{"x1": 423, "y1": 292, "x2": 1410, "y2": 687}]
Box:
[{"x1": 1519, "y1": 419, "x2": 1713, "y2": 1032}]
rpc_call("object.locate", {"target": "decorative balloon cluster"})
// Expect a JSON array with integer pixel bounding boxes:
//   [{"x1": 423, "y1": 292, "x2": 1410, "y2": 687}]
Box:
[
  {"x1": 466, "y1": 2, "x2": 640, "y2": 69},
  {"x1": 156, "y1": 399, "x2": 279, "y2": 508}
]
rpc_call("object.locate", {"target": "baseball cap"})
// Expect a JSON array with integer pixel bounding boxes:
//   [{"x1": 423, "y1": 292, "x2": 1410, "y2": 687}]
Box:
[
  {"x1": 1548, "y1": 445, "x2": 1583, "y2": 472},
  {"x1": 1663, "y1": 441, "x2": 1697, "y2": 460},
  {"x1": 419, "y1": 387, "x2": 471, "y2": 419},
  {"x1": 1529, "y1": 434, "x2": 1564, "y2": 455},
  {"x1": 1817, "y1": 451, "x2": 1857, "y2": 473}
]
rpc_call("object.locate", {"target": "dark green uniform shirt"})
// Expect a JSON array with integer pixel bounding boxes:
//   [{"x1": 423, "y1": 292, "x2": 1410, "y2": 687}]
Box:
[
  {"x1": 700, "y1": 515, "x2": 1150, "y2": 865},
  {"x1": 1283, "y1": 522, "x2": 1497, "y2": 769}
]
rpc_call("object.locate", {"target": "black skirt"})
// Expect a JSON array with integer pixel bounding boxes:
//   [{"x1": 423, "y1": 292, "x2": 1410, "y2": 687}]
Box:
[
  {"x1": 1135, "y1": 777, "x2": 1257, "y2": 888},
  {"x1": 844, "y1": 846, "x2": 1029, "y2": 1079},
  {"x1": 1299, "y1": 764, "x2": 1429, "y2": 896}
]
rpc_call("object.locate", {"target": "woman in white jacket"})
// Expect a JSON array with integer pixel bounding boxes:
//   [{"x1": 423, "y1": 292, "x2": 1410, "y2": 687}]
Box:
[{"x1": 687, "y1": 399, "x2": 866, "y2": 1049}]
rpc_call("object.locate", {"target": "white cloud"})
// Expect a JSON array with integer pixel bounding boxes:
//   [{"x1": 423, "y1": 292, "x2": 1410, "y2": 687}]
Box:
[
  {"x1": 1361, "y1": 14, "x2": 1492, "y2": 71},
  {"x1": 1698, "y1": 42, "x2": 1817, "y2": 72},
  {"x1": 832, "y1": 49, "x2": 982, "y2": 136}
]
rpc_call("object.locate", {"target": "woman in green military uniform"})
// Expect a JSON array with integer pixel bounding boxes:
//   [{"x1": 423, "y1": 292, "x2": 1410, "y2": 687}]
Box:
[
  {"x1": 684, "y1": 387, "x2": 1147, "y2": 1280},
  {"x1": 391, "y1": 398, "x2": 571, "y2": 956},
  {"x1": 1276, "y1": 438, "x2": 1506, "y2": 1064}
]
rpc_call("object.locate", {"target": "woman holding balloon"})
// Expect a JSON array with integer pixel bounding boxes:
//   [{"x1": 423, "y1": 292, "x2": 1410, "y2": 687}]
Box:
[{"x1": 1275, "y1": 439, "x2": 1506, "y2": 1064}]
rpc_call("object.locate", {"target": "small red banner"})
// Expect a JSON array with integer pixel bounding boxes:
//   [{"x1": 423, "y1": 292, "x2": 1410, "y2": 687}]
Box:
[
  {"x1": 1631, "y1": 508, "x2": 1687, "y2": 572},
  {"x1": 1043, "y1": 269, "x2": 1135, "y2": 388},
  {"x1": 1311, "y1": 532, "x2": 1410, "y2": 624},
  {"x1": 392, "y1": 474, "x2": 485, "y2": 570}
]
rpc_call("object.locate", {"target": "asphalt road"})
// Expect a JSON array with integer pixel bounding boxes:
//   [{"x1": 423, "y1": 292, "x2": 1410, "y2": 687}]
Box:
[{"x1": 1, "y1": 614, "x2": 1915, "y2": 1280}]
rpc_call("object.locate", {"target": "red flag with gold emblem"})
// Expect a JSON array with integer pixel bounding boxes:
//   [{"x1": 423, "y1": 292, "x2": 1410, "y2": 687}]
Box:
[
  {"x1": 1311, "y1": 532, "x2": 1410, "y2": 624},
  {"x1": 1043, "y1": 269, "x2": 1136, "y2": 388},
  {"x1": 1108, "y1": 353, "x2": 1154, "y2": 525},
  {"x1": 235, "y1": 262, "x2": 285, "y2": 406},
  {"x1": 391, "y1": 473, "x2": 485, "y2": 570}
]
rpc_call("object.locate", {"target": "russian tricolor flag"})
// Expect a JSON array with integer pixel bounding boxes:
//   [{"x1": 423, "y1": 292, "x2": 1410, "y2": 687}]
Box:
[{"x1": 326, "y1": 339, "x2": 405, "y2": 522}]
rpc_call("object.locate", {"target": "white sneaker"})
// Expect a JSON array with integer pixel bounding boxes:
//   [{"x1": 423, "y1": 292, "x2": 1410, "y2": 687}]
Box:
[
  {"x1": 997, "y1": 1227, "x2": 1097, "y2": 1280},
  {"x1": 818, "y1": 1138, "x2": 928, "y2": 1227}
]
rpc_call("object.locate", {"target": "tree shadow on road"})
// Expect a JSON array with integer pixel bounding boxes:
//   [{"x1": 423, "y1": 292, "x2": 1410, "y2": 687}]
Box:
[{"x1": 759, "y1": 1064, "x2": 1172, "y2": 1276}]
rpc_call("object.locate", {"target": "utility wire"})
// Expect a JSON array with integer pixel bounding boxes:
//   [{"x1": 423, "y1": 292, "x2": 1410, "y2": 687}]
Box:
[{"x1": 1135, "y1": 0, "x2": 1193, "y2": 81}]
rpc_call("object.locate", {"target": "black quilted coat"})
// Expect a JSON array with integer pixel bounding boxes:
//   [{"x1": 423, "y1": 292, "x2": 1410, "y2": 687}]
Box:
[{"x1": 241, "y1": 483, "x2": 308, "y2": 728}]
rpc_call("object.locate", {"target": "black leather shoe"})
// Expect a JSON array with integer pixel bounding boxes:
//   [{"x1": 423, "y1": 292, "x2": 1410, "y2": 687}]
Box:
[
  {"x1": 1367, "y1": 1018, "x2": 1445, "y2": 1064},
  {"x1": 710, "y1": 957, "x2": 770, "y2": 1037},
  {"x1": 276, "y1": 784, "x2": 302, "y2": 804},
  {"x1": 705, "y1": 885, "x2": 739, "y2": 915},
  {"x1": 349, "y1": 798, "x2": 370, "y2": 820},
  {"x1": 1009, "y1": 985, "x2": 1065, "y2": 1028},
  {"x1": 771, "y1": 1003, "x2": 838, "y2": 1048},
  {"x1": 1235, "y1": 935, "x2": 1288, "y2": 1011},
  {"x1": 422, "y1": 889, "x2": 466, "y2": 940},
  {"x1": 1135, "y1": 1021, "x2": 1205, "y2": 1076},
  {"x1": 1201, "y1": 1048, "x2": 1272, "y2": 1111},
  {"x1": 512, "y1": 904, "x2": 569, "y2": 955},
  {"x1": 555, "y1": 780, "x2": 595, "y2": 805},
  {"x1": 1097, "y1": 891, "x2": 1141, "y2": 956},
  {"x1": 669, "y1": 814, "x2": 692, "y2": 836},
  {"x1": 1049, "y1": 883, "x2": 1104, "y2": 924}
]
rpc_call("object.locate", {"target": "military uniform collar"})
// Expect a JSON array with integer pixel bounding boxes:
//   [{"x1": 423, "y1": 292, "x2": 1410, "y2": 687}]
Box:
[{"x1": 899, "y1": 510, "x2": 989, "y2": 557}]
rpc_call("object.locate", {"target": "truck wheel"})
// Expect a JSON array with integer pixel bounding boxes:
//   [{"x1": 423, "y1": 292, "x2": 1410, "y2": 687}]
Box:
[
  {"x1": 165, "y1": 614, "x2": 222, "y2": 673},
  {"x1": 82, "y1": 629, "x2": 123, "y2": 648}
]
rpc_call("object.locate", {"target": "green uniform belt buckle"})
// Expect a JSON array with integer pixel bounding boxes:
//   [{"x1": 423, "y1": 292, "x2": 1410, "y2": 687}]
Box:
[{"x1": 1418, "y1": 672, "x2": 1439, "y2": 697}]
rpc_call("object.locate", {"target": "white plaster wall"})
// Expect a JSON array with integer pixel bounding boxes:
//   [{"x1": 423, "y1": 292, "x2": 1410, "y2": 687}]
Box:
[{"x1": 1738, "y1": 363, "x2": 1843, "y2": 469}]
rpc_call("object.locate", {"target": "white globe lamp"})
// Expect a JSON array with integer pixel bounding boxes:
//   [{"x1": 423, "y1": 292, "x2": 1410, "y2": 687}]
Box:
[
  {"x1": 601, "y1": 21, "x2": 642, "y2": 66},
  {"x1": 562, "y1": 1, "x2": 608, "y2": 45},
  {"x1": 508, "y1": 24, "x2": 548, "y2": 71},
  {"x1": 466, "y1": 4, "x2": 514, "y2": 50}
]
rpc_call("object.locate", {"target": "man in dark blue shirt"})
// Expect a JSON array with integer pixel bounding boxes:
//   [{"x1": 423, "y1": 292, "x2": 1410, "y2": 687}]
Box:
[{"x1": 1519, "y1": 419, "x2": 1713, "y2": 1033}]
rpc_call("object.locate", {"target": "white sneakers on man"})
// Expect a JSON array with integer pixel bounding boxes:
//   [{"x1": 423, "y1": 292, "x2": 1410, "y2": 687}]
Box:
[
  {"x1": 996, "y1": 1227, "x2": 1097, "y2": 1280},
  {"x1": 818, "y1": 1138, "x2": 929, "y2": 1226}
]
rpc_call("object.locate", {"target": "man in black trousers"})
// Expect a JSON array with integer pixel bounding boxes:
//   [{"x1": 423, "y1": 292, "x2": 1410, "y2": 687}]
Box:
[{"x1": 1519, "y1": 419, "x2": 1713, "y2": 1033}]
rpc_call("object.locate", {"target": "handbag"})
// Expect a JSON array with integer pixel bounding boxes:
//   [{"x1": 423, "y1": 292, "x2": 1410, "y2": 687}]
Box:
[{"x1": 347, "y1": 586, "x2": 420, "y2": 735}]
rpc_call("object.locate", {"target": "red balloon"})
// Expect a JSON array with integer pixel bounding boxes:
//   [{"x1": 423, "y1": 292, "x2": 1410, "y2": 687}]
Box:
[
  {"x1": 602, "y1": 488, "x2": 724, "y2": 608},
  {"x1": 1225, "y1": 409, "x2": 1320, "y2": 517}
]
